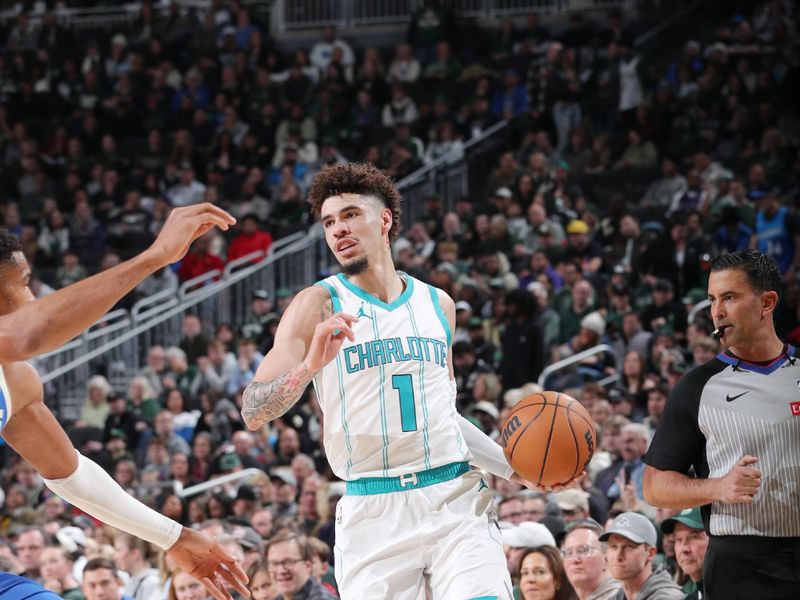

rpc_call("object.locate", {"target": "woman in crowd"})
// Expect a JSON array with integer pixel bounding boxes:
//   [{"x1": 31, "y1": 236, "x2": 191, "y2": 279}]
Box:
[{"x1": 518, "y1": 546, "x2": 577, "y2": 600}]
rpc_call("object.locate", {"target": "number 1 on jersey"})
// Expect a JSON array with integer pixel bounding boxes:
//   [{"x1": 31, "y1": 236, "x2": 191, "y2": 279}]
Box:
[{"x1": 391, "y1": 374, "x2": 418, "y2": 432}]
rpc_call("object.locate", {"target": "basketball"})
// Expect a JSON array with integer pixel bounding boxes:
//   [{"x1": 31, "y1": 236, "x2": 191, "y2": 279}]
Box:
[{"x1": 500, "y1": 391, "x2": 596, "y2": 487}]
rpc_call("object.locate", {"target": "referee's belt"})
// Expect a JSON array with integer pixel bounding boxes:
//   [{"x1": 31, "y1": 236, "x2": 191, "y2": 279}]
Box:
[{"x1": 345, "y1": 461, "x2": 471, "y2": 495}]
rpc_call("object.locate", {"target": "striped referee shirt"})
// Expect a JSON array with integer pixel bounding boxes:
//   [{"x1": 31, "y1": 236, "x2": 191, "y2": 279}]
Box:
[{"x1": 645, "y1": 344, "x2": 800, "y2": 537}]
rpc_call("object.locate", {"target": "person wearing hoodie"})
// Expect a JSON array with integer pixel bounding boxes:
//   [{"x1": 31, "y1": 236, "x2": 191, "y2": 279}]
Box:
[{"x1": 600, "y1": 512, "x2": 683, "y2": 600}]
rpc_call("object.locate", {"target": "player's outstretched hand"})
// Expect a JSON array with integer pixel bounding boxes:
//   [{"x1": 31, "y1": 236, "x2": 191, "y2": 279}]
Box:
[
  {"x1": 166, "y1": 527, "x2": 249, "y2": 600},
  {"x1": 716, "y1": 455, "x2": 761, "y2": 505},
  {"x1": 148, "y1": 203, "x2": 236, "y2": 268},
  {"x1": 304, "y1": 312, "x2": 358, "y2": 372},
  {"x1": 512, "y1": 471, "x2": 586, "y2": 493}
]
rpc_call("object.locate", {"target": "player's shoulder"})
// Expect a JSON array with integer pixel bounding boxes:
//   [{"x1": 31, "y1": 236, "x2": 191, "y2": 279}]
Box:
[
  {"x1": 670, "y1": 357, "x2": 728, "y2": 403},
  {"x1": 425, "y1": 282, "x2": 455, "y2": 310},
  {"x1": 1, "y1": 361, "x2": 42, "y2": 409}
]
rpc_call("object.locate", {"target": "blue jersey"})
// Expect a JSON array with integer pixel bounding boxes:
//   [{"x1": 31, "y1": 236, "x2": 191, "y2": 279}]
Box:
[
  {"x1": 755, "y1": 206, "x2": 794, "y2": 273},
  {"x1": 0, "y1": 573, "x2": 62, "y2": 599}
]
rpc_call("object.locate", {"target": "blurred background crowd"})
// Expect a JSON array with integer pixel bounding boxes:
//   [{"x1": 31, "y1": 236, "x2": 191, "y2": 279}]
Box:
[{"x1": 0, "y1": 0, "x2": 798, "y2": 599}]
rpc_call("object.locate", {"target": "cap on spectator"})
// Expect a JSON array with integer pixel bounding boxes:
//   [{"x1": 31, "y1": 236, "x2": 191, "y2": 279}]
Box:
[
  {"x1": 488, "y1": 277, "x2": 506, "y2": 289},
  {"x1": 580, "y1": 311, "x2": 606, "y2": 337},
  {"x1": 459, "y1": 277, "x2": 480, "y2": 290},
  {"x1": 179, "y1": 160, "x2": 193, "y2": 171},
  {"x1": 56, "y1": 526, "x2": 87, "y2": 553},
  {"x1": 252, "y1": 289, "x2": 269, "y2": 300},
  {"x1": 668, "y1": 360, "x2": 688, "y2": 375},
  {"x1": 232, "y1": 526, "x2": 265, "y2": 553},
  {"x1": 327, "y1": 482, "x2": 347, "y2": 499},
  {"x1": 452, "y1": 340, "x2": 475, "y2": 356},
  {"x1": 553, "y1": 488, "x2": 590, "y2": 512},
  {"x1": 501, "y1": 522, "x2": 556, "y2": 548},
  {"x1": 682, "y1": 288, "x2": 707, "y2": 305},
  {"x1": 276, "y1": 287, "x2": 292, "y2": 299},
  {"x1": 564, "y1": 518, "x2": 605, "y2": 536},
  {"x1": 435, "y1": 262, "x2": 458, "y2": 279},
  {"x1": 660, "y1": 507, "x2": 704, "y2": 534},
  {"x1": 221, "y1": 25, "x2": 236, "y2": 37},
  {"x1": 263, "y1": 312, "x2": 280, "y2": 326},
  {"x1": 284, "y1": 143, "x2": 299, "y2": 152},
  {"x1": 270, "y1": 469, "x2": 297, "y2": 487},
  {"x1": 219, "y1": 453, "x2": 242, "y2": 471},
  {"x1": 493, "y1": 187, "x2": 513, "y2": 199},
  {"x1": 472, "y1": 400, "x2": 500, "y2": 420},
  {"x1": 467, "y1": 316, "x2": 483, "y2": 329},
  {"x1": 236, "y1": 485, "x2": 258, "y2": 502},
  {"x1": 653, "y1": 278, "x2": 673, "y2": 293},
  {"x1": 704, "y1": 42, "x2": 728, "y2": 58},
  {"x1": 112, "y1": 34, "x2": 127, "y2": 47},
  {"x1": 536, "y1": 223, "x2": 551, "y2": 236},
  {"x1": 455, "y1": 300, "x2": 472, "y2": 312},
  {"x1": 566, "y1": 219, "x2": 590, "y2": 235},
  {"x1": 600, "y1": 512, "x2": 658, "y2": 546},
  {"x1": 107, "y1": 428, "x2": 126, "y2": 440}
]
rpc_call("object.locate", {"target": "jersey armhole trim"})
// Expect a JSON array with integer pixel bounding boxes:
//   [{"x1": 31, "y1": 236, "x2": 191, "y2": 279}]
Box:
[
  {"x1": 428, "y1": 285, "x2": 452, "y2": 347},
  {"x1": 316, "y1": 280, "x2": 342, "y2": 313}
]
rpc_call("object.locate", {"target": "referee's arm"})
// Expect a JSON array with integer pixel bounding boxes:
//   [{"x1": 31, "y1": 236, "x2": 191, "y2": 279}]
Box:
[
  {"x1": 643, "y1": 458, "x2": 761, "y2": 509},
  {"x1": 642, "y1": 363, "x2": 762, "y2": 509}
]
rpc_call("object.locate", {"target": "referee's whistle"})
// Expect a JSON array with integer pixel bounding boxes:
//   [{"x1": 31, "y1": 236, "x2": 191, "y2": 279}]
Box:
[{"x1": 712, "y1": 325, "x2": 730, "y2": 340}]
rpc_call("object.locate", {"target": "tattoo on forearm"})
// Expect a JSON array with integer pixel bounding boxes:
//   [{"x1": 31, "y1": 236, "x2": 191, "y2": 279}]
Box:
[{"x1": 241, "y1": 364, "x2": 313, "y2": 427}]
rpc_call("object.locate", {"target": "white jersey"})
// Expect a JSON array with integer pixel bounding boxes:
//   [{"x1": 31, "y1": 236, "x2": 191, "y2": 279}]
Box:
[
  {"x1": 0, "y1": 367, "x2": 11, "y2": 432},
  {"x1": 313, "y1": 272, "x2": 470, "y2": 480}
]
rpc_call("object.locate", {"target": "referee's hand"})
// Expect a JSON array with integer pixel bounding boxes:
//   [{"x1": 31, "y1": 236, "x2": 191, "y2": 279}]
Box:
[{"x1": 717, "y1": 455, "x2": 762, "y2": 504}]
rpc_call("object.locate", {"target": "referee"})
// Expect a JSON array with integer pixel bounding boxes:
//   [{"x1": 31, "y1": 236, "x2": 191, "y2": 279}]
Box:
[{"x1": 643, "y1": 249, "x2": 800, "y2": 600}]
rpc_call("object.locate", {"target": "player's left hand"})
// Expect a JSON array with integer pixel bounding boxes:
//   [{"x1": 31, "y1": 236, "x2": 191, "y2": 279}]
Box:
[
  {"x1": 166, "y1": 527, "x2": 250, "y2": 600},
  {"x1": 512, "y1": 470, "x2": 587, "y2": 493}
]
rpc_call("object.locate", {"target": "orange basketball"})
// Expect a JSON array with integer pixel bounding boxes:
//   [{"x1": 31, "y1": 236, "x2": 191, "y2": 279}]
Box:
[{"x1": 500, "y1": 391, "x2": 596, "y2": 487}]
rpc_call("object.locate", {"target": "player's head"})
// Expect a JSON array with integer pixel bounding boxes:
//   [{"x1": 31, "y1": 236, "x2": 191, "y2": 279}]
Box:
[
  {"x1": 308, "y1": 163, "x2": 402, "y2": 276},
  {"x1": 708, "y1": 250, "x2": 781, "y2": 345},
  {"x1": 0, "y1": 230, "x2": 33, "y2": 315}
]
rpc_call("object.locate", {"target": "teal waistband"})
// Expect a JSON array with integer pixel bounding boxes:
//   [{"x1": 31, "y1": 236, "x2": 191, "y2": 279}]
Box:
[{"x1": 345, "y1": 461, "x2": 471, "y2": 496}]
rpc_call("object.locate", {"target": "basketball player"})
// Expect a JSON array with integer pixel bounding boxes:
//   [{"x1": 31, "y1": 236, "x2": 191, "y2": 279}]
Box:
[
  {"x1": 242, "y1": 163, "x2": 581, "y2": 599},
  {"x1": 0, "y1": 207, "x2": 249, "y2": 600},
  {"x1": 643, "y1": 250, "x2": 800, "y2": 599}
]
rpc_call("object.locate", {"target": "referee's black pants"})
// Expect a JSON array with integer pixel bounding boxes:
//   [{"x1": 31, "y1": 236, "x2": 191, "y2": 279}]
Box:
[{"x1": 704, "y1": 535, "x2": 800, "y2": 600}]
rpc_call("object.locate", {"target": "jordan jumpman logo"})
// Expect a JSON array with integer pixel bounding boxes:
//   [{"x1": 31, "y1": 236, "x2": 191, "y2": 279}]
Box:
[{"x1": 355, "y1": 302, "x2": 372, "y2": 320}]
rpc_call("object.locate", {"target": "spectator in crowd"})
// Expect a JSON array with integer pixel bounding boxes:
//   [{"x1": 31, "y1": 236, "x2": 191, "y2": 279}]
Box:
[
  {"x1": 601, "y1": 512, "x2": 683, "y2": 600},
  {"x1": 561, "y1": 519, "x2": 621, "y2": 600},
  {"x1": 265, "y1": 531, "x2": 335, "y2": 600},
  {"x1": 518, "y1": 545, "x2": 576, "y2": 600},
  {"x1": 81, "y1": 558, "x2": 131, "y2": 600},
  {"x1": 660, "y1": 508, "x2": 708, "y2": 599}
]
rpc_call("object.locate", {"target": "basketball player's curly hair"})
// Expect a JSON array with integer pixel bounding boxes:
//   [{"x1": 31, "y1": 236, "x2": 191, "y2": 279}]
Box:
[
  {"x1": 0, "y1": 230, "x2": 22, "y2": 264},
  {"x1": 307, "y1": 163, "x2": 403, "y2": 242}
]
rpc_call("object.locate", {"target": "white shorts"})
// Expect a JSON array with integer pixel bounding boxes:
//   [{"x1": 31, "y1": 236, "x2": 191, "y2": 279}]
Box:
[{"x1": 333, "y1": 469, "x2": 513, "y2": 600}]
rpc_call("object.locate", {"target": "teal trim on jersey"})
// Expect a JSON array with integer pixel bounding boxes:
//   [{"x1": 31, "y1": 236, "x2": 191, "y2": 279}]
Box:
[
  {"x1": 316, "y1": 280, "x2": 342, "y2": 313},
  {"x1": 345, "y1": 461, "x2": 470, "y2": 495},
  {"x1": 370, "y1": 303, "x2": 390, "y2": 475},
  {"x1": 336, "y1": 272, "x2": 414, "y2": 311},
  {"x1": 468, "y1": 596, "x2": 498, "y2": 599},
  {"x1": 334, "y1": 353, "x2": 354, "y2": 478},
  {"x1": 427, "y1": 285, "x2": 451, "y2": 347},
  {"x1": 405, "y1": 302, "x2": 431, "y2": 469}
]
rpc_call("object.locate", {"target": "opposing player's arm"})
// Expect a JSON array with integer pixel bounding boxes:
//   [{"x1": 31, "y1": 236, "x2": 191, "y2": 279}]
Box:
[
  {"x1": 2, "y1": 363, "x2": 249, "y2": 600},
  {"x1": 242, "y1": 285, "x2": 357, "y2": 430},
  {"x1": 1, "y1": 362, "x2": 78, "y2": 479},
  {"x1": 0, "y1": 204, "x2": 234, "y2": 363}
]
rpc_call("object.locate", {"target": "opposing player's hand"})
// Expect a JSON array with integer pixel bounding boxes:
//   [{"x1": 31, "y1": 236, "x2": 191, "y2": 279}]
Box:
[
  {"x1": 304, "y1": 312, "x2": 358, "y2": 372},
  {"x1": 512, "y1": 470, "x2": 586, "y2": 493},
  {"x1": 166, "y1": 527, "x2": 249, "y2": 600},
  {"x1": 148, "y1": 203, "x2": 236, "y2": 268},
  {"x1": 716, "y1": 455, "x2": 761, "y2": 504}
]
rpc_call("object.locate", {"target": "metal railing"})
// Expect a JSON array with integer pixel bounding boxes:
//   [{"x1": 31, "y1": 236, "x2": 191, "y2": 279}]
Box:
[
  {"x1": 537, "y1": 344, "x2": 619, "y2": 389},
  {"x1": 40, "y1": 228, "x2": 328, "y2": 421},
  {"x1": 688, "y1": 298, "x2": 711, "y2": 324},
  {"x1": 176, "y1": 468, "x2": 266, "y2": 499},
  {"x1": 273, "y1": 0, "x2": 636, "y2": 31}
]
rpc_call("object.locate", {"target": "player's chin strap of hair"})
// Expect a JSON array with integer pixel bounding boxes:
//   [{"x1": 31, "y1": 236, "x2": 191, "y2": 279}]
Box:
[
  {"x1": 43, "y1": 450, "x2": 182, "y2": 550},
  {"x1": 450, "y1": 379, "x2": 515, "y2": 481}
]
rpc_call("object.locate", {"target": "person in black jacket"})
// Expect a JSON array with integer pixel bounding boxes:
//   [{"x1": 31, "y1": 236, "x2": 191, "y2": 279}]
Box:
[{"x1": 499, "y1": 288, "x2": 545, "y2": 390}]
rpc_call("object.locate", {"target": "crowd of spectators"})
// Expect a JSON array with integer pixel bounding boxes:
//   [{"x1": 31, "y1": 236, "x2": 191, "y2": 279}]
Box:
[{"x1": 0, "y1": 1, "x2": 799, "y2": 599}]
